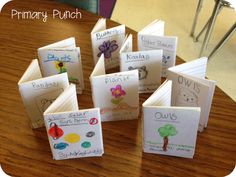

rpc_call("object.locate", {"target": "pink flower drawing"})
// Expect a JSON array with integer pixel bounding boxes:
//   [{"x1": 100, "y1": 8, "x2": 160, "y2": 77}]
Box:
[{"x1": 110, "y1": 85, "x2": 126, "y2": 98}]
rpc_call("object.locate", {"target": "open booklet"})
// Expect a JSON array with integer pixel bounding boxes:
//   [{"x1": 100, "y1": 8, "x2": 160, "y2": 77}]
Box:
[
  {"x1": 143, "y1": 80, "x2": 200, "y2": 158},
  {"x1": 38, "y1": 37, "x2": 84, "y2": 94},
  {"x1": 138, "y1": 19, "x2": 178, "y2": 77},
  {"x1": 120, "y1": 34, "x2": 163, "y2": 93},
  {"x1": 18, "y1": 59, "x2": 69, "y2": 128},
  {"x1": 44, "y1": 84, "x2": 104, "y2": 160},
  {"x1": 90, "y1": 54, "x2": 139, "y2": 122},
  {"x1": 167, "y1": 57, "x2": 216, "y2": 132},
  {"x1": 91, "y1": 18, "x2": 126, "y2": 69}
]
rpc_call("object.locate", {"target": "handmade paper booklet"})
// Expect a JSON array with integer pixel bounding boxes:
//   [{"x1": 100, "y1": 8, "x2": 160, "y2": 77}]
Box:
[
  {"x1": 143, "y1": 80, "x2": 200, "y2": 158},
  {"x1": 167, "y1": 57, "x2": 216, "y2": 132},
  {"x1": 91, "y1": 18, "x2": 126, "y2": 69},
  {"x1": 18, "y1": 59, "x2": 69, "y2": 128},
  {"x1": 44, "y1": 84, "x2": 104, "y2": 160},
  {"x1": 90, "y1": 54, "x2": 139, "y2": 122},
  {"x1": 120, "y1": 34, "x2": 163, "y2": 93},
  {"x1": 38, "y1": 37, "x2": 84, "y2": 94},
  {"x1": 138, "y1": 19, "x2": 178, "y2": 77}
]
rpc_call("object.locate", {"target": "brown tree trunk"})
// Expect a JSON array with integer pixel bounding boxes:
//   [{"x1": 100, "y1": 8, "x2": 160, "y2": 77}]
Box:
[{"x1": 162, "y1": 136, "x2": 168, "y2": 151}]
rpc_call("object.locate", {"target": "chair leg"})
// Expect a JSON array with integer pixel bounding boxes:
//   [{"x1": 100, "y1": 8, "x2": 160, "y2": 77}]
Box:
[
  {"x1": 208, "y1": 23, "x2": 236, "y2": 59},
  {"x1": 190, "y1": 0, "x2": 204, "y2": 37},
  {"x1": 194, "y1": 5, "x2": 223, "y2": 42},
  {"x1": 199, "y1": 0, "x2": 221, "y2": 57}
]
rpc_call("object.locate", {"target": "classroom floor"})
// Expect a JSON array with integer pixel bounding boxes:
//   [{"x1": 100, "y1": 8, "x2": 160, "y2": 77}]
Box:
[{"x1": 111, "y1": 0, "x2": 236, "y2": 101}]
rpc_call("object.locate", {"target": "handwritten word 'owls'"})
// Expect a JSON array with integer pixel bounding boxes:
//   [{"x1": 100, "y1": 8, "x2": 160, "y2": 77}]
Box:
[{"x1": 178, "y1": 76, "x2": 200, "y2": 94}]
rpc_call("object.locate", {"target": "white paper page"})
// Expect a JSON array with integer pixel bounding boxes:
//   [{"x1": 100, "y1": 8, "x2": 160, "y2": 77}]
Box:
[
  {"x1": 44, "y1": 108, "x2": 104, "y2": 160},
  {"x1": 91, "y1": 18, "x2": 106, "y2": 34},
  {"x1": 138, "y1": 34, "x2": 177, "y2": 77},
  {"x1": 139, "y1": 20, "x2": 165, "y2": 36},
  {"x1": 143, "y1": 80, "x2": 172, "y2": 107},
  {"x1": 119, "y1": 34, "x2": 133, "y2": 54},
  {"x1": 120, "y1": 50, "x2": 163, "y2": 93},
  {"x1": 90, "y1": 54, "x2": 106, "y2": 77},
  {"x1": 91, "y1": 69, "x2": 139, "y2": 122},
  {"x1": 38, "y1": 47, "x2": 84, "y2": 94},
  {"x1": 186, "y1": 76, "x2": 216, "y2": 127},
  {"x1": 18, "y1": 71, "x2": 69, "y2": 128},
  {"x1": 44, "y1": 84, "x2": 78, "y2": 115},
  {"x1": 167, "y1": 71, "x2": 212, "y2": 132},
  {"x1": 18, "y1": 59, "x2": 42, "y2": 84},
  {"x1": 38, "y1": 37, "x2": 76, "y2": 50},
  {"x1": 168, "y1": 57, "x2": 208, "y2": 78},
  {"x1": 91, "y1": 21, "x2": 125, "y2": 69},
  {"x1": 143, "y1": 106, "x2": 200, "y2": 158}
]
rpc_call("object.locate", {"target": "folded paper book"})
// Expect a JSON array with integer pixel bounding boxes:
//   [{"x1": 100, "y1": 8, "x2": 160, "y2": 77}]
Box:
[
  {"x1": 18, "y1": 59, "x2": 69, "y2": 128},
  {"x1": 143, "y1": 80, "x2": 200, "y2": 158},
  {"x1": 44, "y1": 84, "x2": 104, "y2": 160},
  {"x1": 120, "y1": 34, "x2": 163, "y2": 93},
  {"x1": 90, "y1": 54, "x2": 139, "y2": 122},
  {"x1": 91, "y1": 18, "x2": 125, "y2": 69},
  {"x1": 38, "y1": 37, "x2": 84, "y2": 94},
  {"x1": 167, "y1": 57, "x2": 216, "y2": 132},
  {"x1": 138, "y1": 19, "x2": 178, "y2": 77}
]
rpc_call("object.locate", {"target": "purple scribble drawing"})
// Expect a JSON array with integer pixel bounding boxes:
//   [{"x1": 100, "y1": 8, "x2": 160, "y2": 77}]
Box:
[{"x1": 97, "y1": 40, "x2": 118, "y2": 58}]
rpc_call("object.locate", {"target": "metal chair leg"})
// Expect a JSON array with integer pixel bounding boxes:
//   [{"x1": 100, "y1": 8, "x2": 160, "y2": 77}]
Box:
[
  {"x1": 199, "y1": 0, "x2": 221, "y2": 57},
  {"x1": 190, "y1": 0, "x2": 204, "y2": 37},
  {"x1": 208, "y1": 22, "x2": 236, "y2": 59},
  {"x1": 194, "y1": 5, "x2": 223, "y2": 42}
]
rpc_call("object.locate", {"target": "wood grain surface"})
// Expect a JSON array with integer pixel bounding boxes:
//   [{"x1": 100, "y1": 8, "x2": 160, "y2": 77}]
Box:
[{"x1": 0, "y1": 0, "x2": 235, "y2": 176}]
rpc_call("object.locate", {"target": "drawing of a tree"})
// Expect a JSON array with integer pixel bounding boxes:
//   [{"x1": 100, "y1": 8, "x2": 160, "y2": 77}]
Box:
[{"x1": 157, "y1": 124, "x2": 177, "y2": 151}]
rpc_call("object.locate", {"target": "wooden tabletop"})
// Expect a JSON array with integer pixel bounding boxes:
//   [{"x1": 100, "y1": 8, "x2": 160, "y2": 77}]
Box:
[{"x1": 0, "y1": 0, "x2": 235, "y2": 176}]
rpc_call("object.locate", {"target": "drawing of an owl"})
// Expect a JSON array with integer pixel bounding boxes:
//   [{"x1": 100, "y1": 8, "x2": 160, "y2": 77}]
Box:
[{"x1": 175, "y1": 87, "x2": 198, "y2": 107}]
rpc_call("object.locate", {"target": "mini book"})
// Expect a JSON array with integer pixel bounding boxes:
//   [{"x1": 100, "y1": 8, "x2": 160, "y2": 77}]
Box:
[
  {"x1": 44, "y1": 84, "x2": 104, "y2": 160},
  {"x1": 91, "y1": 18, "x2": 126, "y2": 69},
  {"x1": 138, "y1": 19, "x2": 178, "y2": 77},
  {"x1": 18, "y1": 59, "x2": 69, "y2": 128},
  {"x1": 38, "y1": 37, "x2": 84, "y2": 94},
  {"x1": 167, "y1": 57, "x2": 216, "y2": 132},
  {"x1": 143, "y1": 80, "x2": 200, "y2": 158},
  {"x1": 120, "y1": 34, "x2": 163, "y2": 93},
  {"x1": 90, "y1": 54, "x2": 139, "y2": 122}
]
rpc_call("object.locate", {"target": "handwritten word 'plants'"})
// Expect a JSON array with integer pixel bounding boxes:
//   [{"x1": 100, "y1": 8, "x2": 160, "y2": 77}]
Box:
[
  {"x1": 157, "y1": 124, "x2": 177, "y2": 151},
  {"x1": 110, "y1": 85, "x2": 126, "y2": 105},
  {"x1": 54, "y1": 61, "x2": 67, "y2": 74},
  {"x1": 97, "y1": 40, "x2": 118, "y2": 58}
]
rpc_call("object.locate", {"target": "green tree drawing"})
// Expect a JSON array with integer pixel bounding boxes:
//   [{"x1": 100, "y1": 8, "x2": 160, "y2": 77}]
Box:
[{"x1": 157, "y1": 124, "x2": 177, "y2": 151}]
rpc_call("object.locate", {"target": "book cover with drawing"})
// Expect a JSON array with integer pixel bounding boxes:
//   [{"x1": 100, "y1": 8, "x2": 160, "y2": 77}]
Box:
[
  {"x1": 143, "y1": 80, "x2": 200, "y2": 158},
  {"x1": 91, "y1": 18, "x2": 125, "y2": 69},
  {"x1": 120, "y1": 34, "x2": 163, "y2": 93},
  {"x1": 38, "y1": 37, "x2": 84, "y2": 94},
  {"x1": 44, "y1": 84, "x2": 104, "y2": 160},
  {"x1": 18, "y1": 59, "x2": 69, "y2": 128},
  {"x1": 90, "y1": 54, "x2": 139, "y2": 122},
  {"x1": 167, "y1": 57, "x2": 216, "y2": 132},
  {"x1": 138, "y1": 19, "x2": 178, "y2": 77}
]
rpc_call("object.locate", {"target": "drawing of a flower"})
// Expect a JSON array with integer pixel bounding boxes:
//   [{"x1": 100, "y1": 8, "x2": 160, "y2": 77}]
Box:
[
  {"x1": 111, "y1": 85, "x2": 126, "y2": 98},
  {"x1": 54, "y1": 61, "x2": 67, "y2": 74},
  {"x1": 110, "y1": 85, "x2": 126, "y2": 105},
  {"x1": 97, "y1": 40, "x2": 118, "y2": 58}
]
